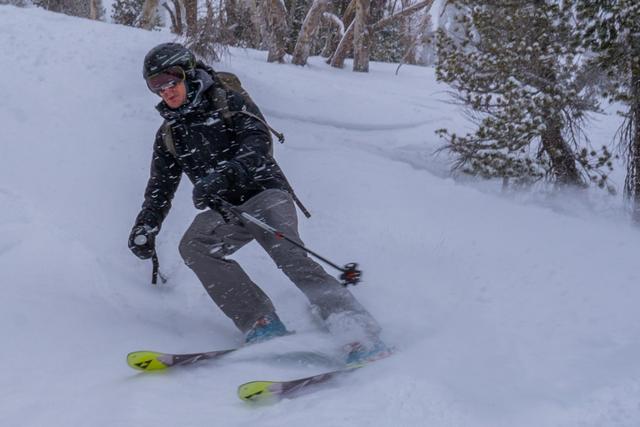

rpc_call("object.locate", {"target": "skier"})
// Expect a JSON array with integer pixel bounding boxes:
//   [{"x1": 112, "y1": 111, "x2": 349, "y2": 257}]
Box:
[{"x1": 128, "y1": 43, "x2": 388, "y2": 363}]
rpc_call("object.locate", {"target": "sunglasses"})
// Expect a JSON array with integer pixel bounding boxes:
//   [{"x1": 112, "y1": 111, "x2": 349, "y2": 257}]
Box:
[{"x1": 146, "y1": 66, "x2": 186, "y2": 94}]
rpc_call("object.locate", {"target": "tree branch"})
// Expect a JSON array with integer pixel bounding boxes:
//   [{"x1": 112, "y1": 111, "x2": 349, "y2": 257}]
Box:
[{"x1": 372, "y1": 0, "x2": 434, "y2": 31}]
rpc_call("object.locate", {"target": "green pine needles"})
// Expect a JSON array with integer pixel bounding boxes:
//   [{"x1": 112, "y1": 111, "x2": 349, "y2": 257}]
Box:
[
  {"x1": 436, "y1": 0, "x2": 614, "y2": 191},
  {"x1": 577, "y1": 0, "x2": 640, "y2": 213}
]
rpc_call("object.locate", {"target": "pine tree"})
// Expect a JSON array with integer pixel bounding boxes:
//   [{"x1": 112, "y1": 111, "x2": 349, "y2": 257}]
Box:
[
  {"x1": 577, "y1": 1, "x2": 640, "y2": 220},
  {"x1": 436, "y1": 0, "x2": 612, "y2": 189},
  {"x1": 111, "y1": 0, "x2": 144, "y2": 26}
]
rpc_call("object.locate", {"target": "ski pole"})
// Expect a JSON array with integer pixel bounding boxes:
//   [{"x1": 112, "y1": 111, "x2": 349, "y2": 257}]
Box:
[
  {"x1": 151, "y1": 251, "x2": 168, "y2": 285},
  {"x1": 212, "y1": 197, "x2": 362, "y2": 286},
  {"x1": 134, "y1": 233, "x2": 167, "y2": 285}
]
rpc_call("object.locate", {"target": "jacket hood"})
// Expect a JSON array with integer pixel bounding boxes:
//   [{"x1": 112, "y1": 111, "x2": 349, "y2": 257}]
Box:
[{"x1": 156, "y1": 67, "x2": 215, "y2": 120}]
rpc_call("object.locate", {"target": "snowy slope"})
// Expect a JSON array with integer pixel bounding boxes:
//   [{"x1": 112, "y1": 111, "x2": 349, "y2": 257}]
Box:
[{"x1": 2, "y1": 5, "x2": 640, "y2": 427}]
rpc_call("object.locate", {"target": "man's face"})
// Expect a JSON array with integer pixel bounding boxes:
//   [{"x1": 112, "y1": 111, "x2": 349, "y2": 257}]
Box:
[
  {"x1": 146, "y1": 66, "x2": 188, "y2": 109},
  {"x1": 159, "y1": 81, "x2": 187, "y2": 109}
]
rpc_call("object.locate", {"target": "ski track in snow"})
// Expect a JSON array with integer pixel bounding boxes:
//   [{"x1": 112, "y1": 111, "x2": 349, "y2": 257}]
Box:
[
  {"x1": 263, "y1": 108, "x2": 442, "y2": 132},
  {"x1": 2, "y1": 5, "x2": 640, "y2": 427}
]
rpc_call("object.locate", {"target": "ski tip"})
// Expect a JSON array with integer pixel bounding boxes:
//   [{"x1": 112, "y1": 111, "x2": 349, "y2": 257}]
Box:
[
  {"x1": 126, "y1": 351, "x2": 169, "y2": 371},
  {"x1": 237, "y1": 381, "x2": 278, "y2": 403}
]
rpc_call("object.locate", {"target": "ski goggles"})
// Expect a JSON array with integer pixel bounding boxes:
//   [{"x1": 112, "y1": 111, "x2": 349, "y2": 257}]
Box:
[{"x1": 146, "y1": 66, "x2": 186, "y2": 94}]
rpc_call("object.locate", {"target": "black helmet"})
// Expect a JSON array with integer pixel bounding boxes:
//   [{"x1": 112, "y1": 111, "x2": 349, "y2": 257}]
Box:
[{"x1": 142, "y1": 43, "x2": 196, "y2": 79}]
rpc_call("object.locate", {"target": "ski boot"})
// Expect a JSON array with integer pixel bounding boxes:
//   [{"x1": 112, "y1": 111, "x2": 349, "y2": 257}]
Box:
[
  {"x1": 244, "y1": 313, "x2": 290, "y2": 344},
  {"x1": 345, "y1": 339, "x2": 392, "y2": 365}
]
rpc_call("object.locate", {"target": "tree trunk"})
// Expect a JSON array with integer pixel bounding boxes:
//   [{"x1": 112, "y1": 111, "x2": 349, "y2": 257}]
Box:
[
  {"x1": 162, "y1": 2, "x2": 179, "y2": 33},
  {"x1": 224, "y1": 0, "x2": 237, "y2": 30},
  {"x1": 371, "y1": 0, "x2": 433, "y2": 32},
  {"x1": 342, "y1": 0, "x2": 356, "y2": 23},
  {"x1": 329, "y1": 0, "x2": 355, "y2": 67},
  {"x1": 264, "y1": 0, "x2": 288, "y2": 63},
  {"x1": 224, "y1": 0, "x2": 241, "y2": 44},
  {"x1": 330, "y1": 20, "x2": 354, "y2": 68},
  {"x1": 139, "y1": 0, "x2": 159, "y2": 29},
  {"x1": 321, "y1": 12, "x2": 344, "y2": 57},
  {"x1": 352, "y1": 0, "x2": 370, "y2": 72},
  {"x1": 183, "y1": 0, "x2": 197, "y2": 37},
  {"x1": 330, "y1": 0, "x2": 433, "y2": 69},
  {"x1": 225, "y1": 0, "x2": 237, "y2": 19},
  {"x1": 292, "y1": 0, "x2": 331, "y2": 65},
  {"x1": 172, "y1": 0, "x2": 183, "y2": 34},
  {"x1": 248, "y1": 0, "x2": 267, "y2": 48},
  {"x1": 540, "y1": 119, "x2": 583, "y2": 187},
  {"x1": 89, "y1": 0, "x2": 99, "y2": 19},
  {"x1": 630, "y1": 65, "x2": 640, "y2": 224},
  {"x1": 239, "y1": 0, "x2": 260, "y2": 48}
]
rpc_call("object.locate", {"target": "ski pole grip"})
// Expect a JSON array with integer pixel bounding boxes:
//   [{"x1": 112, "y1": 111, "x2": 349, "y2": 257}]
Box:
[{"x1": 134, "y1": 235, "x2": 148, "y2": 246}]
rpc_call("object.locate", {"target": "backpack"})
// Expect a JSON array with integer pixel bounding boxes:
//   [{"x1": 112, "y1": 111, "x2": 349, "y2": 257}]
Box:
[{"x1": 160, "y1": 70, "x2": 311, "y2": 218}]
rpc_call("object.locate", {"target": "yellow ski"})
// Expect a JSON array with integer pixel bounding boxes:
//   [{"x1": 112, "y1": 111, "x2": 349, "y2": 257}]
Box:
[
  {"x1": 238, "y1": 364, "x2": 365, "y2": 402},
  {"x1": 127, "y1": 348, "x2": 236, "y2": 371}
]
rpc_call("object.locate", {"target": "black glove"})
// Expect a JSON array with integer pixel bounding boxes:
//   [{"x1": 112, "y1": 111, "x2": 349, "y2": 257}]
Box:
[
  {"x1": 192, "y1": 168, "x2": 232, "y2": 210},
  {"x1": 129, "y1": 209, "x2": 161, "y2": 260},
  {"x1": 128, "y1": 223, "x2": 158, "y2": 260}
]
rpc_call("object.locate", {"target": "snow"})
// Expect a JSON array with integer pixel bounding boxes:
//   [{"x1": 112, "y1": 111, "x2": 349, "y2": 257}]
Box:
[{"x1": 2, "y1": 5, "x2": 640, "y2": 427}]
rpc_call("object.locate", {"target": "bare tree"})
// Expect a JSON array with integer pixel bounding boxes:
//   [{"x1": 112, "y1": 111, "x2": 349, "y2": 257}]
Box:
[
  {"x1": 398, "y1": 0, "x2": 416, "y2": 64},
  {"x1": 262, "y1": 0, "x2": 289, "y2": 63},
  {"x1": 186, "y1": 0, "x2": 224, "y2": 62},
  {"x1": 223, "y1": 0, "x2": 240, "y2": 41},
  {"x1": 352, "y1": 0, "x2": 371, "y2": 71},
  {"x1": 162, "y1": 0, "x2": 183, "y2": 34},
  {"x1": 219, "y1": 0, "x2": 261, "y2": 47},
  {"x1": 225, "y1": 0, "x2": 238, "y2": 21},
  {"x1": 331, "y1": 0, "x2": 433, "y2": 70},
  {"x1": 330, "y1": 21, "x2": 354, "y2": 67},
  {"x1": 329, "y1": 0, "x2": 356, "y2": 67},
  {"x1": 396, "y1": 4, "x2": 432, "y2": 70},
  {"x1": 138, "y1": 0, "x2": 160, "y2": 29},
  {"x1": 244, "y1": 0, "x2": 267, "y2": 48},
  {"x1": 183, "y1": 0, "x2": 197, "y2": 37},
  {"x1": 292, "y1": 0, "x2": 332, "y2": 65},
  {"x1": 320, "y1": 11, "x2": 345, "y2": 57},
  {"x1": 371, "y1": 0, "x2": 433, "y2": 32},
  {"x1": 89, "y1": 0, "x2": 100, "y2": 19}
]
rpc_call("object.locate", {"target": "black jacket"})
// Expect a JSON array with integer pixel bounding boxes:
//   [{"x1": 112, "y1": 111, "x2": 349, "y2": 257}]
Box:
[{"x1": 135, "y1": 68, "x2": 290, "y2": 229}]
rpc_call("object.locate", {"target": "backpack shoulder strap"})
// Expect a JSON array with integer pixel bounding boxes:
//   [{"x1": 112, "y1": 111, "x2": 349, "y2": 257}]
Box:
[
  {"x1": 206, "y1": 73, "x2": 310, "y2": 218},
  {"x1": 160, "y1": 120, "x2": 177, "y2": 157},
  {"x1": 209, "y1": 74, "x2": 285, "y2": 145}
]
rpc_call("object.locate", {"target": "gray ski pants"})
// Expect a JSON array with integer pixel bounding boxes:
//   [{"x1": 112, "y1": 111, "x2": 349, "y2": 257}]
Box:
[{"x1": 179, "y1": 189, "x2": 381, "y2": 340}]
